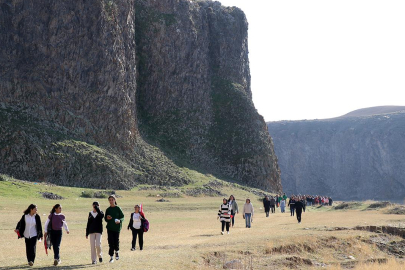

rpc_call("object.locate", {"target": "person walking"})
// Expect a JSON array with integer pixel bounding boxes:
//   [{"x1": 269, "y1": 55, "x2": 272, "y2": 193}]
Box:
[
  {"x1": 15, "y1": 204, "x2": 43, "y2": 267},
  {"x1": 263, "y1": 196, "x2": 271, "y2": 217},
  {"x1": 228, "y1": 195, "x2": 239, "y2": 227},
  {"x1": 44, "y1": 204, "x2": 69, "y2": 266},
  {"x1": 288, "y1": 197, "x2": 296, "y2": 216},
  {"x1": 280, "y1": 199, "x2": 286, "y2": 213},
  {"x1": 217, "y1": 198, "x2": 231, "y2": 234},
  {"x1": 270, "y1": 196, "x2": 276, "y2": 213},
  {"x1": 86, "y1": 201, "x2": 104, "y2": 264},
  {"x1": 275, "y1": 195, "x2": 279, "y2": 208},
  {"x1": 105, "y1": 195, "x2": 124, "y2": 263},
  {"x1": 295, "y1": 199, "x2": 306, "y2": 223},
  {"x1": 127, "y1": 205, "x2": 145, "y2": 251},
  {"x1": 243, "y1": 199, "x2": 254, "y2": 228}
]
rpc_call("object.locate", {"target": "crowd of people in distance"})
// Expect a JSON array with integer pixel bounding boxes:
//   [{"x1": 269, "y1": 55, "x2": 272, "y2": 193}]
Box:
[
  {"x1": 262, "y1": 193, "x2": 334, "y2": 224},
  {"x1": 15, "y1": 195, "x2": 148, "y2": 267},
  {"x1": 217, "y1": 193, "x2": 333, "y2": 234}
]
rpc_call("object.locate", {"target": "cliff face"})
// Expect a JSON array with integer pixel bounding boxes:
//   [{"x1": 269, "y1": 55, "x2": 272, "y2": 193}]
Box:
[
  {"x1": 135, "y1": 0, "x2": 281, "y2": 191},
  {"x1": 267, "y1": 111, "x2": 405, "y2": 200},
  {"x1": 0, "y1": 0, "x2": 281, "y2": 192}
]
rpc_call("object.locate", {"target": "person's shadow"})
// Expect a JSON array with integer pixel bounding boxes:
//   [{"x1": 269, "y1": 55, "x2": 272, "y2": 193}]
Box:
[{"x1": 0, "y1": 264, "x2": 91, "y2": 270}]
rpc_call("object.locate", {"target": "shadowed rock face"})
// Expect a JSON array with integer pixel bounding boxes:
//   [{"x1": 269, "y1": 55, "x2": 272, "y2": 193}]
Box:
[
  {"x1": 267, "y1": 110, "x2": 405, "y2": 200},
  {"x1": 135, "y1": 0, "x2": 281, "y2": 192},
  {"x1": 0, "y1": 0, "x2": 138, "y2": 148},
  {"x1": 0, "y1": 0, "x2": 281, "y2": 192}
]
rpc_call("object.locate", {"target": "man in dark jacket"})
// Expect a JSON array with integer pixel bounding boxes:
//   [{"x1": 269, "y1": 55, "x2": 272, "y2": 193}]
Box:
[{"x1": 295, "y1": 199, "x2": 306, "y2": 223}]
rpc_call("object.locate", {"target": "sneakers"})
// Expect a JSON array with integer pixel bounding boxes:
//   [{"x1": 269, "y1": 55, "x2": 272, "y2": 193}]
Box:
[
  {"x1": 92, "y1": 261, "x2": 97, "y2": 264},
  {"x1": 99, "y1": 258, "x2": 103, "y2": 263},
  {"x1": 131, "y1": 247, "x2": 135, "y2": 251},
  {"x1": 53, "y1": 259, "x2": 60, "y2": 266},
  {"x1": 115, "y1": 252, "x2": 119, "y2": 260},
  {"x1": 221, "y1": 231, "x2": 224, "y2": 235},
  {"x1": 109, "y1": 256, "x2": 114, "y2": 263},
  {"x1": 227, "y1": 231, "x2": 229, "y2": 234},
  {"x1": 28, "y1": 261, "x2": 33, "y2": 266}
]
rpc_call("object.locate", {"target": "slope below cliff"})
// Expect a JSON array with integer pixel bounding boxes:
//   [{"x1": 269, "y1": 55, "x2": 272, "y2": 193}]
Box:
[
  {"x1": 0, "y1": 0, "x2": 281, "y2": 192},
  {"x1": 267, "y1": 108, "x2": 405, "y2": 200}
]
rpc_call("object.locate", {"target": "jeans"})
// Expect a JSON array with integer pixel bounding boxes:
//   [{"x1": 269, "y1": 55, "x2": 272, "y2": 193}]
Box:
[
  {"x1": 24, "y1": 236, "x2": 37, "y2": 262},
  {"x1": 51, "y1": 230, "x2": 62, "y2": 260},
  {"x1": 221, "y1": 221, "x2": 230, "y2": 232},
  {"x1": 107, "y1": 230, "x2": 120, "y2": 256},
  {"x1": 245, "y1": 213, "x2": 252, "y2": 228},
  {"x1": 290, "y1": 207, "x2": 295, "y2": 216},
  {"x1": 89, "y1": 233, "x2": 102, "y2": 262},
  {"x1": 131, "y1": 228, "x2": 144, "y2": 250},
  {"x1": 230, "y1": 210, "x2": 235, "y2": 226},
  {"x1": 271, "y1": 206, "x2": 275, "y2": 213}
]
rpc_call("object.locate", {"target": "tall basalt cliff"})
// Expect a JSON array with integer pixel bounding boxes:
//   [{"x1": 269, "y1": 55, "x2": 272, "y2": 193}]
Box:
[
  {"x1": 0, "y1": 0, "x2": 281, "y2": 192},
  {"x1": 267, "y1": 109, "x2": 405, "y2": 200}
]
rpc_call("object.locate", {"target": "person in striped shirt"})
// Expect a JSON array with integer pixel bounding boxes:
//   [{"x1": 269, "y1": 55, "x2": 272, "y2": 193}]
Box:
[{"x1": 217, "y1": 198, "x2": 231, "y2": 235}]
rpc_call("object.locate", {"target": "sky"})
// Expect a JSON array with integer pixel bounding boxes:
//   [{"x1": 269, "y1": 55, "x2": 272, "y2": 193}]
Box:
[{"x1": 218, "y1": 0, "x2": 405, "y2": 121}]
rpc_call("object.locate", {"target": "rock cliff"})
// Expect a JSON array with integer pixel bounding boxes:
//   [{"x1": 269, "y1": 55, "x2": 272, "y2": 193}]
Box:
[
  {"x1": 0, "y1": 0, "x2": 281, "y2": 191},
  {"x1": 267, "y1": 108, "x2": 405, "y2": 200}
]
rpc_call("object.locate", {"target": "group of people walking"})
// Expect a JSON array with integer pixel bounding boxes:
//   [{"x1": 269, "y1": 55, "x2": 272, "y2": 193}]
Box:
[
  {"x1": 262, "y1": 193, "x2": 333, "y2": 224},
  {"x1": 15, "y1": 195, "x2": 147, "y2": 267},
  {"x1": 217, "y1": 195, "x2": 255, "y2": 234}
]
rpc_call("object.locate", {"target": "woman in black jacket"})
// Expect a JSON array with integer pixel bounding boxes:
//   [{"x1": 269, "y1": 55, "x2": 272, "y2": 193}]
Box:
[
  {"x1": 263, "y1": 196, "x2": 271, "y2": 217},
  {"x1": 127, "y1": 205, "x2": 145, "y2": 251},
  {"x1": 15, "y1": 204, "x2": 43, "y2": 267},
  {"x1": 86, "y1": 202, "x2": 104, "y2": 264},
  {"x1": 288, "y1": 197, "x2": 296, "y2": 216}
]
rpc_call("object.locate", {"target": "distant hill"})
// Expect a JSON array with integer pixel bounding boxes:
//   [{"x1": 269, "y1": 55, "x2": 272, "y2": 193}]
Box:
[
  {"x1": 267, "y1": 107, "x2": 405, "y2": 200},
  {"x1": 339, "y1": 106, "x2": 405, "y2": 118}
]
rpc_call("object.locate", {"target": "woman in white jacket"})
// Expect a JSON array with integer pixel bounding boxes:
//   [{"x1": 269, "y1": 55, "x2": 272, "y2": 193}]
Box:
[{"x1": 242, "y1": 199, "x2": 254, "y2": 228}]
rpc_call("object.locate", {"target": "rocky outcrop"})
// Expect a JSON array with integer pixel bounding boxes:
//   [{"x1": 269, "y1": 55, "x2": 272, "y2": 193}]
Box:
[
  {"x1": 135, "y1": 0, "x2": 281, "y2": 192},
  {"x1": 267, "y1": 109, "x2": 405, "y2": 200},
  {"x1": 0, "y1": 0, "x2": 281, "y2": 192}
]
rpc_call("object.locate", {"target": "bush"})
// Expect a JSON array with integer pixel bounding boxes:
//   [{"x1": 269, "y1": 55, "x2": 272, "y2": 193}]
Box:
[{"x1": 81, "y1": 190, "x2": 94, "y2": 198}]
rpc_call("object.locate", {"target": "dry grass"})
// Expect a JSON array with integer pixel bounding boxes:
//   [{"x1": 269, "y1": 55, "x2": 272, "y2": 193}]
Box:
[{"x1": 1, "y1": 182, "x2": 405, "y2": 269}]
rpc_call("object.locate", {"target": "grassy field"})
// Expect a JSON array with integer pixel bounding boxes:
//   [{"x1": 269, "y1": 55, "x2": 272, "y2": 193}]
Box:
[{"x1": 1, "y1": 176, "x2": 405, "y2": 269}]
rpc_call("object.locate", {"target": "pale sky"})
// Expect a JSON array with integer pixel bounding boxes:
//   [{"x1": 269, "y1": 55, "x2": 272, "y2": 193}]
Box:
[{"x1": 218, "y1": 0, "x2": 405, "y2": 121}]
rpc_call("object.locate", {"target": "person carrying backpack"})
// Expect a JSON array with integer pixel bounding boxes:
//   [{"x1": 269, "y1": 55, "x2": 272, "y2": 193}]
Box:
[{"x1": 127, "y1": 205, "x2": 145, "y2": 251}]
